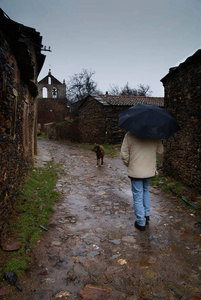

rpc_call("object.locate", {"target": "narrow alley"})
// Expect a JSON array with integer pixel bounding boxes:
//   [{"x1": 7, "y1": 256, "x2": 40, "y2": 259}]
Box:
[{"x1": 10, "y1": 139, "x2": 201, "y2": 300}]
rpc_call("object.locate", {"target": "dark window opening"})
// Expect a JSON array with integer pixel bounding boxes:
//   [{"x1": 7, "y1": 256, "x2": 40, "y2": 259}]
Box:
[{"x1": 52, "y1": 87, "x2": 57, "y2": 98}]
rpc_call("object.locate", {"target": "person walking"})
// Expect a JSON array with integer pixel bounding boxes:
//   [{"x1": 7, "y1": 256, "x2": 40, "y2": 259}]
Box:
[{"x1": 120, "y1": 132, "x2": 164, "y2": 231}]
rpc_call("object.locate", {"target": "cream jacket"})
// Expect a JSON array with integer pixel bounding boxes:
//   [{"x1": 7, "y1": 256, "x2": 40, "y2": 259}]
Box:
[{"x1": 120, "y1": 132, "x2": 164, "y2": 179}]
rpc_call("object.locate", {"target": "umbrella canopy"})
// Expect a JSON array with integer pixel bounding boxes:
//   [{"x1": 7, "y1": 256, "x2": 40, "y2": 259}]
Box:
[{"x1": 118, "y1": 104, "x2": 180, "y2": 139}]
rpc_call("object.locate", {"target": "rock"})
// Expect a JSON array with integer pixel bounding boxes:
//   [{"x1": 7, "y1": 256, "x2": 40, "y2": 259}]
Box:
[
  {"x1": 78, "y1": 284, "x2": 127, "y2": 299},
  {"x1": 122, "y1": 236, "x2": 137, "y2": 243},
  {"x1": 117, "y1": 259, "x2": 127, "y2": 265},
  {"x1": 4, "y1": 271, "x2": 22, "y2": 291},
  {"x1": 1, "y1": 239, "x2": 22, "y2": 251},
  {"x1": 0, "y1": 286, "x2": 9, "y2": 296},
  {"x1": 51, "y1": 240, "x2": 62, "y2": 246},
  {"x1": 142, "y1": 270, "x2": 158, "y2": 282},
  {"x1": 40, "y1": 268, "x2": 48, "y2": 276},
  {"x1": 78, "y1": 284, "x2": 108, "y2": 299},
  {"x1": 55, "y1": 290, "x2": 71, "y2": 298},
  {"x1": 109, "y1": 239, "x2": 121, "y2": 245},
  {"x1": 4, "y1": 271, "x2": 18, "y2": 285},
  {"x1": 152, "y1": 281, "x2": 169, "y2": 298},
  {"x1": 58, "y1": 220, "x2": 65, "y2": 224},
  {"x1": 88, "y1": 251, "x2": 100, "y2": 257}
]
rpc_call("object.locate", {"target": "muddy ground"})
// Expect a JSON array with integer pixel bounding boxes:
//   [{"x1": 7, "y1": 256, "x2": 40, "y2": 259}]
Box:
[{"x1": 7, "y1": 140, "x2": 201, "y2": 299}]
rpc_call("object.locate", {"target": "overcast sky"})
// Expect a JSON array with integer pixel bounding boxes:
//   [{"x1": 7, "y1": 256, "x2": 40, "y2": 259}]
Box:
[{"x1": 1, "y1": 0, "x2": 200, "y2": 96}]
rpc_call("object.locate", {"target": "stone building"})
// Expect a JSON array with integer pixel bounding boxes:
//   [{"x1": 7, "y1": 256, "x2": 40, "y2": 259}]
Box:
[
  {"x1": 161, "y1": 49, "x2": 201, "y2": 193},
  {"x1": 37, "y1": 70, "x2": 69, "y2": 131},
  {"x1": 0, "y1": 9, "x2": 45, "y2": 236},
  {"x1": 77, "y1": 94, "x2": 164, "y2": 144}
]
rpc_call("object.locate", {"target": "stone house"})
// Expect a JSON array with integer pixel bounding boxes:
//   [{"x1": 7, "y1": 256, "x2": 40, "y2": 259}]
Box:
[
  {"x1": 37, "y1": 70, "x2": 69, "y2": 131},
  {"x1": 161, "y1": 49, "x2": 201, "y2": 193},
  {"x1": 0, "y1": 9, "x2": 45, "y2": 236},
  {"x1": 78, "y1": 94, "x2": 164, "y2": 144}
]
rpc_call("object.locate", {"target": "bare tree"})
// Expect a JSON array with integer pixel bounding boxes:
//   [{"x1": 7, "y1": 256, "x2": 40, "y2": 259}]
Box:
[
  {"x1": 137, "y1": 84, "x2": 152, "y2": 96},
  {"x1": 66, "y1": 69, "x2": 98, "y2": 103},
  {"x1": 120, "y1": 82, "x2": 138, "y2": 96},
  {"x1": 108, "y1": 82, "x2": 152, "y2": 96},
  {"x1": 108, "y1": 84, "x2": 121, "y2": 95}
]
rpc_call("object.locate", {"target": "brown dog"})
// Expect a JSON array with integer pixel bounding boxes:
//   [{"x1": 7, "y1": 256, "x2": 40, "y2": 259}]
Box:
[{"x1": 92, "y1": 145, "x2": 105, "y2": 166}]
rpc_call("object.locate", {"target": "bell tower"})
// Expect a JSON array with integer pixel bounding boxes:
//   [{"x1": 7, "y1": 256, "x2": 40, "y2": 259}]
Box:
[
  {"x1": 38, "y1": 69, "x2": 66, "y2": 99},
  {"x1": 37, "y1": 70, "x2": 69, "y2": 131}
]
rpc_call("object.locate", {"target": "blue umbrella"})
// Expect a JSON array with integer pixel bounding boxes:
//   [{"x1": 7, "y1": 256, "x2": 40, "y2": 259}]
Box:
[{"x1": 118, "y1": 104, "x2": 180, "y2": 139}]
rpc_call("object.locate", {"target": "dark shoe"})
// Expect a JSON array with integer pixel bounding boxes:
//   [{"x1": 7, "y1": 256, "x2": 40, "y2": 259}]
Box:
[
  {"x1": 135, "y1": 221, "x2": 145, "y2": 231},
  {"x1": 145, "y1": 216, "x2": 150, "y2": 224}
]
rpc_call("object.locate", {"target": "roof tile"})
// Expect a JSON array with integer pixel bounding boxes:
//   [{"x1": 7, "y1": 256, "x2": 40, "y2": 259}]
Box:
[{"x1": 92, "y1": 94, "x2": 164, "y2": 107}]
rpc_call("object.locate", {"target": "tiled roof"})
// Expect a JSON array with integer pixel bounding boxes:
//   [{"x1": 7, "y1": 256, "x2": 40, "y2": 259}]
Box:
[{"x1": 91, "y1": 94, "x2": 164, "y2": 107}]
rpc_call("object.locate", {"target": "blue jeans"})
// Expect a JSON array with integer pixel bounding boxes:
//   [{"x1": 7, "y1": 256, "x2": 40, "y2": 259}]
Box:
[{"x1": 131, "y1": 178, "x2": 151, "y2": 226}]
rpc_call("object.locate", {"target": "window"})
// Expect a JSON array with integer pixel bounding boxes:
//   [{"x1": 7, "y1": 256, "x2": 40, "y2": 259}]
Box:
[
  {"x1": 42, "y1": 87, "x2": 48, "y2": 98},
  {"x1": 52, "y1": 87, "x2": 57, "y2": 98}
]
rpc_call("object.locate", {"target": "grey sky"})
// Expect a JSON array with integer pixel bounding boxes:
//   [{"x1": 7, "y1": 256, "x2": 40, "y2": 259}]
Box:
[{"x1": 1, "y1": 0, "x2": 200, "y2": 96}]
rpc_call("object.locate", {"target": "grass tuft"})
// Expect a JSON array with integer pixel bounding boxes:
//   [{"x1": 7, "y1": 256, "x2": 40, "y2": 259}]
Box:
[
  {"x1": 150, "y1": 174, "x2": 201, "y2": 211},
  {"x1": 2, "y1": 162, "x2": 60, "y2": 277}
]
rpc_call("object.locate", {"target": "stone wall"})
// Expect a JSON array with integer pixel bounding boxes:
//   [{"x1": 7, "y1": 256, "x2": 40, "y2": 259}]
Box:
[
  {"x1": 78, "y1": 96, "x2": 126, "y2": 144},
  {"x1": 0, "y1": 12, "x2": 44, "y2": 237},
  {"x1": 56, "y1": 119, "x2": 80, "y2": 142},
  {"x1": 161, "y1": 50, "x2": 201, "y2": 193},
  {"x1": 37, "y1": 98, "x2": 69, "y2": 131},
  {"x1": 49, "y1": 97, "x2": 126, "y2": 144},
  {"x1": 44, "y1": 122, "x2": 57, "y2": 139}
]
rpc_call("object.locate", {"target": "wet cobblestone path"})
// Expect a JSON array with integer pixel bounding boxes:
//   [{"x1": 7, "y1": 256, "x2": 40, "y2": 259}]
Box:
[{"x1": 11, "y1": 140, "x2": 201, "y2": 299}]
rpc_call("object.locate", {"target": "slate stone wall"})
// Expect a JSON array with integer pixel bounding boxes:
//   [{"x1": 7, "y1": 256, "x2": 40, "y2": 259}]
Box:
[
  {"x1": 56, "y1": 118, "x2": 80, "y2": 142},
  {"x1": 0, "y1": 32, "x2": 36, "y2": 236},
  {"x1": 78, "y1": 96, "x2": 126, "y2": 144},
  {"x1": 161, "y1": 51, "x2": 201, "y2": 193},
  {"x1": 37, "y1": 98, "x2": 69, "y2": 131},
  {"x1": 54, "y1": 96, "x2": 127, "y2": 144}
]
